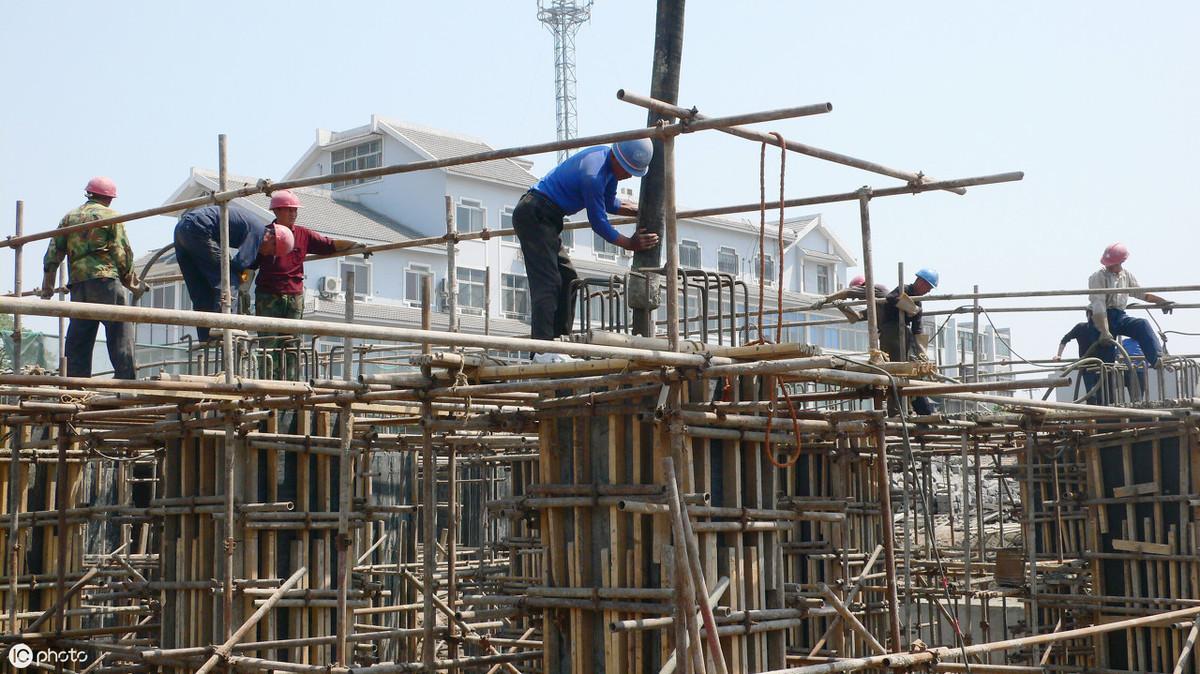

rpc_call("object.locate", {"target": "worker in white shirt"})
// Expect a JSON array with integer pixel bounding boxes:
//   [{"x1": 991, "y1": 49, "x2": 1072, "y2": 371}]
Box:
[{"x1": 1088, "y1": 242, "x2": 1174, "y2": 367}]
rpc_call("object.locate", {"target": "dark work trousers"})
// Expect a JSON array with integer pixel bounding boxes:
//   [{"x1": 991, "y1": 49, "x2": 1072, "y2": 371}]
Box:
[
  {"x1": 1106, "y1": 307, "x2": 1161, "y2": 366},
  {"x1": 175, "y1": 217, "x2": 233, "y2": 343},
  {"x1": 513, "y1": 191, "x2": 578, "y2": 341},
  {"x1": 878, "y1": 321, "x2": 936, "y2": 416},
  {"x1": 65, "y1": 277, "x2": 136, "y2": 379}
]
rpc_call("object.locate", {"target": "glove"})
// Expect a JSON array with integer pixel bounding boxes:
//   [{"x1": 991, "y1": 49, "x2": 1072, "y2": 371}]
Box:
[{"x1": 1160, "y1": 301, "x2": 1175, "y2": 315}]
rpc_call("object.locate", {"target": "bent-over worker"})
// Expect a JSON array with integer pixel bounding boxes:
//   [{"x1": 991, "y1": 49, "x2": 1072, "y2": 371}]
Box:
[
  {"x1": 174, "y1": 202, "x2": 294, "y2": 343},
  {"x1": 514, "y1": 139, "x2": 659, "y2": 363}
]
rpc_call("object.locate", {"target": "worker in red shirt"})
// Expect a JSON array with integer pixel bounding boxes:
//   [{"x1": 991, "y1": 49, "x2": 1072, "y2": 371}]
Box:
[{"x1": 255, "y1": 190, "x2": 364, "y2": 379}]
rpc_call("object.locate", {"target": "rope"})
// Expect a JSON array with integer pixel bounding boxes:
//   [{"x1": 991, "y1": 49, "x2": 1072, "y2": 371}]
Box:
[
  {"x1": 771, "y1": 131, "x2": 787, "y2": 345},
  {"x1": 757, "y1": 142, "x2": 768, "y2": 341},
  {"x1": 746, "y1": 135, "x2": 801, "y2": 470}
]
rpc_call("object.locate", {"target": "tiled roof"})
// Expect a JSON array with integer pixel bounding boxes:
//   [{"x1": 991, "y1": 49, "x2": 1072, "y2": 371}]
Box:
[
  {"x1": 379, "y1": 119, "x2": 538, "y2": 188},
  {"x1": 191, "y1": 169, "x2": 421, "y2": 244}
]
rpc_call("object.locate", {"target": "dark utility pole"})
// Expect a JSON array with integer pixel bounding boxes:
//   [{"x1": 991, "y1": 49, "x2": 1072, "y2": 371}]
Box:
[{"x1": 630, "y1": 0, "x2": 685, "y2": 337}]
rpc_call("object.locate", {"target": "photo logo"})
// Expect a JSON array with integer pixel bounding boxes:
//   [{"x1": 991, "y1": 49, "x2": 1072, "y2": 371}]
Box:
[{"x1": 8, "y1": 643, "x2": 34, "y2": 669}]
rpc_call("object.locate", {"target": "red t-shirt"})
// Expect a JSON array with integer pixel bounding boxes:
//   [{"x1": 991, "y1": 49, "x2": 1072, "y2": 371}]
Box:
[{"x1": 254, "y1": 223, "x2": 337, "y2": 295}]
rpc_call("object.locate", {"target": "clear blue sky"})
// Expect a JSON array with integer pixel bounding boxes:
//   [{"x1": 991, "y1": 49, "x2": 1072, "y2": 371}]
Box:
[{"x1": 1, "y1": 1, "x2": 1196, "y2": 359}]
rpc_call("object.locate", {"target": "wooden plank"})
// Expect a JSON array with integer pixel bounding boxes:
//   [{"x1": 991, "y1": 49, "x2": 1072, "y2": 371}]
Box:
[
  {"x1": 1113, "y1": 482, "x2": 1160, "y2": 499},
  {"x1": 1112, "y1": 539, "x2": 1174, "y2": 556},
  {"x1": 476, "y1": 358, "x2": 633, "y2": 381}
]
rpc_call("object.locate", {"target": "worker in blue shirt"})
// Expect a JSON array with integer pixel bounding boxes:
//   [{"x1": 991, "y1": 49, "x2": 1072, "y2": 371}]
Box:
[
  {"x1": 514, "y1": 139, "x2": 658, "y2": 363},
  {"x1": 173, "y1": 202, "x2": 294, "y2": 342},
  {"x1": 1054, "y1": 310, "x2": 1116, "y2": 404}
]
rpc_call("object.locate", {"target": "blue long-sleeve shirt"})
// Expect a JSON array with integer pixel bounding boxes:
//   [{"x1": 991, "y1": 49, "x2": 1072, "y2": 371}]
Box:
[
  {"x1": 1061, "y1": 321, "x2": 1116, "y2": 362},
  {"x1": 532, "y1": 146, "x2": 623, "y2": 244},
  {"x1": 180, "y1": 203, "x2": 270, "y2": 276}
]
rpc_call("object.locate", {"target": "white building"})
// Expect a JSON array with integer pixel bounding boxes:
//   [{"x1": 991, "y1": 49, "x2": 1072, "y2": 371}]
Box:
[{"x1": 135, "y1": 115, "x2": 1009, "y2": 382}]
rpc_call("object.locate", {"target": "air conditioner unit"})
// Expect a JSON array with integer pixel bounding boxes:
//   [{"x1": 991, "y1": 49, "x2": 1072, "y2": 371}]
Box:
[{"x1": 320, "y1": 276, "x2": 342, "y2": 296}]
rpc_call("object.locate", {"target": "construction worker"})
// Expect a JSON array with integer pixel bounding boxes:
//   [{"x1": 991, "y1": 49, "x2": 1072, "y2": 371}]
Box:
[
  {"x1": 173, "y1": 202, "x2": 294, "y2": 343},
  {"x1": 878, "y1": 268, "x2": 939, "y2": 415},
  {"x1": 1088, "y1": 243, "x2": 1174, "y2": 368},
  {"x1": 39, "y1": 177, "x2": 141, "y2": 379},
  {"x1": 514, "y1": 139, "x2": 659, "y2": 363},
  {"x1": 1054, "y1": 310, "x2": 1115, "y2": 404},
  {"x1": 254, "y1": 190, "x2": 363, "y2": 379},
  {"x1": 813, "y1": 274, "x2": 889, "y2": 306}
]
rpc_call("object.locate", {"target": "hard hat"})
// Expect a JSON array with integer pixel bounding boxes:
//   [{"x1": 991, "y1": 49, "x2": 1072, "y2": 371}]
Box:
[
  {"x1": 915, "y1": 268, "x2": 939, "y2": 288},
  {"x1": 848, "y1": 275, "x2": 867, "y2": 287},
  {"x1": 611, "y1": 138, "x2": 653, "y2": 177},
  {"x1": 85, "y1": 176, "x2": 117, "y2": 198},
  {"x1": 1101, "y1": 242, "x2": 1128, "y2": 266},
  {"x1": 269, "y1": 189, "x2": 302, "y2": 210},
  {"x1": 269, "y1": 223, "x2": 295, "y2": 257}
]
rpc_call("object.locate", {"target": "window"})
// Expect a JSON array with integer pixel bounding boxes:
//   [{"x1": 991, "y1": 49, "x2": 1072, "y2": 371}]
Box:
[
  {"x1": 331, "y1": 139, "x2": 382, "y2": 189},
  {"x1": 717, "y1": 247, "x2": 739, "y2": 275},
  {"x1": 456, "y1": 198, "x2": 485, "y2": 234},
  {"x1": 500, "y1": 207, "x2": 517, "y2": 245},
  {"x1": 815, "y1": 264, "x2": 831, "y2": 295},
  {"x1": 679, "y1": 240, "x2": 701, "y2": 269},
  {"x1": 138, "y1": 282, "x2": 190, "y2": 345},
  {"x1": 339, "y1": 257, "x2": 372, "y2": 299},
  {"x1": 561, "y1": 227, "x2": 574, "y2": 249},
  {"x1": 502, "y1": 274, "x2": 529, "y2": 321},
  {"x1": 754, "y1": 254, "x2": 776, "y2": 284},
  {"x1": 594, "y1": 232, "x2": 619, "y2": 259},
  {"x1": 457, "y1": 267, "x2": 486, "y2": 315},
  {"x1": 405, "y1": 265, "x2": 433, "y2": 305}
]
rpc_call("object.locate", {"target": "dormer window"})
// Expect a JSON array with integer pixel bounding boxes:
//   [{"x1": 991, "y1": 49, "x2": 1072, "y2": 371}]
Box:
[{"x1": 331, "y1": 139, "x2": 382, "y2": 189}]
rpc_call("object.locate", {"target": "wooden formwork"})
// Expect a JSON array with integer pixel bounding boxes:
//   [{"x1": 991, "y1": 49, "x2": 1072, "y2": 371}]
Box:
[
  {"x1": 1085, "y1": 425, "x2": 1200, "y2": 674},
  {"x1": 530, "y1": 376, "x2": 890, "y2": 674},
  {"x1": 1024, "y1": 423, "x2": 1200, "y2": 674}
]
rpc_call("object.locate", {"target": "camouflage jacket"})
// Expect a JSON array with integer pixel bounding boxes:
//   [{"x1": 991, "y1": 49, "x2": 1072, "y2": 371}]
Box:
[{"x1": 42, "y1": 200, "x2": 134, "y2": 285}]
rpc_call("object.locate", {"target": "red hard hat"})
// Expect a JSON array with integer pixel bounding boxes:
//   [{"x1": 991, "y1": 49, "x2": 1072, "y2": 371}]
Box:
[
  {"x1": 849, "y1": 275, "x2": 867, "y2": 287},
  {"x1": 1101, "y1": 242, "x2": 1128, "y2": 266},
  {"x1": 270, "y1": 223, "x2": 295, "y2": 257},
  {"x1": 269, "y1": 189, "x2": 302, "y2": 210},
  {"x1": 85, "y1": 176, "x2": 117, "y2": 198}
]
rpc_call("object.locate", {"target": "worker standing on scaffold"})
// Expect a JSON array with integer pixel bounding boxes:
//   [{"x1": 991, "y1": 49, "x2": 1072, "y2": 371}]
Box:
[
  {"x1": 878, "y1": 268, "x2": 939, "y2": 416},
  {"x1": 1088, "y1": 242, "x2": 1174, "y2": 369},
  {"x1": 514, "y1": 139, "x2": 659, "y2": 363},
  {"x1": 39, "y1": 177, "x2": 143, "y2": 379},
  {"x1": 254, "y1": 189, "x2": 363, "y2": 379}
]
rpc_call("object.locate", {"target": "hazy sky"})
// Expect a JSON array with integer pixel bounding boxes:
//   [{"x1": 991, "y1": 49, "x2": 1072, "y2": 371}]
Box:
[{"x1": 1, "y1": 1, "x2": 1196, "y2": 359}]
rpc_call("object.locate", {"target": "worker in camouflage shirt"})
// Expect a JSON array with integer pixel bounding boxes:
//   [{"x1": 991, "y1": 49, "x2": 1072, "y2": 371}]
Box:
[{"x1": 40, "y1": 177, "x2": 143, "y2": 379}]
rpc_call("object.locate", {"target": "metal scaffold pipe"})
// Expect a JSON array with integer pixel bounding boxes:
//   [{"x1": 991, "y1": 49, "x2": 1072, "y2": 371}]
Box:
[
  {"x1": 616, "y1": 89, "x2": 967, "y2": 195},
  {"x1": 0, "y1": 296, "x2": 724, "y2": 368},
  {"x1": 0, "y1": 101, "x2": 832, "y2": 251}
]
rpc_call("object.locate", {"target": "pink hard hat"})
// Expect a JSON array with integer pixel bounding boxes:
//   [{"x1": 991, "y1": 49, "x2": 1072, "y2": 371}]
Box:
[
  {"x1": 85, "y1": 176, "x2": 117, "y2": 198},
  {"x1": 1101, "y1": 242, "x2": 1128, "y2": 266},
  {"x1": 269, "y1": 189, "x2": 302, "y2": 210},
  {"x1": 269, "y1": 223, "x2": 295, "y2": 257},
  {"x1": 849, "y1": 275, "x2": 867, "y2": 287}
]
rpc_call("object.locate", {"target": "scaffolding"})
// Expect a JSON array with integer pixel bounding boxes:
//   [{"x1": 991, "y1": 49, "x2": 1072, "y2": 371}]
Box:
[{"x1": 2, "y1": 84, "x2": 1200, "y2": 674}]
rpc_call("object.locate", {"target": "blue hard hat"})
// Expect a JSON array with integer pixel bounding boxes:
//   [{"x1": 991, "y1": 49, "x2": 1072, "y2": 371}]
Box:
[
  {"x1": 915, "y1": 268, "x2": 939, "y2": 288},
  {"x1": 611, "y1": 138, "x2": 653, "y2": 177}
]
